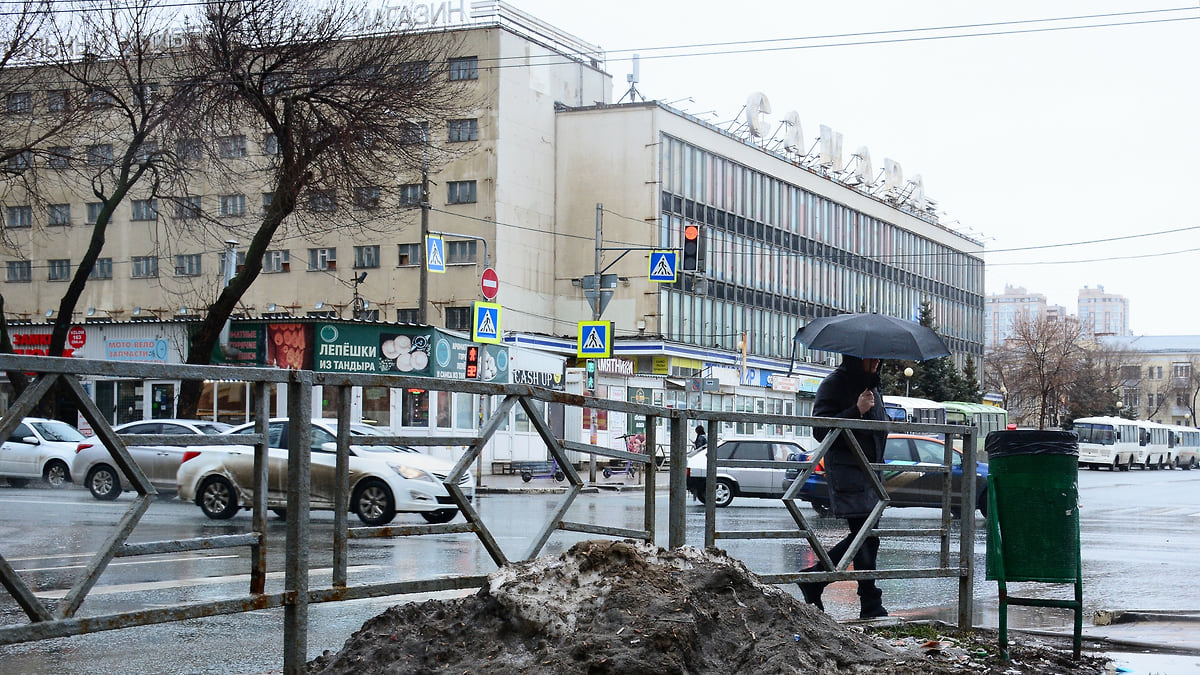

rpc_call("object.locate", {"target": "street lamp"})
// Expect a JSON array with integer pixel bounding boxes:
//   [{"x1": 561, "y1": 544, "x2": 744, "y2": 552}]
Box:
[
  {"x1": 1000, "y1": 385, "x2": 1008, "y2": 410},
  {"x1": 903, "y1": 367, "x2": 914, "y2": 397},
  {"x1": 1116, "y1": 400, "x2": 1124, "y2": 418}
]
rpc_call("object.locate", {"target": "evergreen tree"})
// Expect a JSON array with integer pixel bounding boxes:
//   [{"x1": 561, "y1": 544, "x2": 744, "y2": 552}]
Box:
[{"x1": 954, "y1": 354, "x2": 984, "y2": 402}]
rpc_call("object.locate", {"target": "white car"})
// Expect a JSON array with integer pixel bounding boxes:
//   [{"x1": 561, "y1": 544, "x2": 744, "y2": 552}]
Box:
[
  {"x1": 177, "y1": 419, "x2": 474, "y2": 526},
  {"x1": 1, "y1": 417, "x2": 91, "y2": 487},
  {"x1": 72, "y1": 419, "x2": 233, "y2": 500}
]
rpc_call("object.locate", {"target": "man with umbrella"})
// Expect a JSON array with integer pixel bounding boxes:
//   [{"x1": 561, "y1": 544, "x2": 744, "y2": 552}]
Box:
[{"x1": 792, "y1": 313, "x2": 950, "y2": 619}]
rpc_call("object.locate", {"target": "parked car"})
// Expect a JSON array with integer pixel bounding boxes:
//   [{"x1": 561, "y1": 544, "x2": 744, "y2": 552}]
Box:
[
  {"x1": 72, "y1": 419, "x2": 234, "y2": 500},
  {"x1": 685, "y1": 438, "x2": 810, "y2": 507},
  {"x1": 177, "y1": 419, "x2": 474, "y2": 526},
  {"x1": 782, "y1": 433, "x2": 989, "y2": 517},
  {"x1": 0, "y1": 417, "x2": 91, "y2": 487}
]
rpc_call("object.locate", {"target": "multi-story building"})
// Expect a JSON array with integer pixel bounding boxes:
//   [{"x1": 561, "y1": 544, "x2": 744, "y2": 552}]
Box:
[
  {"x1": 984, "y1": 285, "x2": 1052, "y2": 346},
  {"x1": 1, "y1": 2, "x2": 986, "y2": 462},
  {"x1": 1078, "y1": 284, "x2": 1130, "y2": 338},
  {"x1": 1102, "y1": 335, "x2": 1200, "y2": 425}
]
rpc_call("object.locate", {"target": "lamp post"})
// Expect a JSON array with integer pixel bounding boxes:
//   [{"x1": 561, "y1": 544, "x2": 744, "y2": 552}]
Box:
[
  {"x1": 1116, "y1": 400, "x2": 1124, "y2": 418},
  {"x1": 903, "y1": 366, "x2": 914, "y2": 397},
  {"x1": 1000, "y1": 385, "x2": 1008, "y2": 410}
]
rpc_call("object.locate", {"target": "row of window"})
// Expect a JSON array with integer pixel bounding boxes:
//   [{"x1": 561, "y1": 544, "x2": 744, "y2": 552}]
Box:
[
  {"x1": 3, "y1": 56, "x2": 479, "y2": 116},
  {"x1": 5, "y1": 117, "x2": 480, "y2": 173},
  {"x1": 4, "y1": 241, "x2": 479, "y2": 282},
  {"x1": 2, "y1": 181, "x2": 478, "y2": 228}
]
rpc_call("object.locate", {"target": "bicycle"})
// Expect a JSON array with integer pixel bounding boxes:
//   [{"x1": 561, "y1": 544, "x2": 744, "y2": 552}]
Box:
[{"x1": 603, "y1": 433, "x2": 644, "y2": 481}]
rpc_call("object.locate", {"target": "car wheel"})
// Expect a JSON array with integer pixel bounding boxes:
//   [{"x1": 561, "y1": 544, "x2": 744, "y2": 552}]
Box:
[
  {"x1": 1171, "y1": 457, "x2": 1179, "y2": 470},
  {"x1": 352, "y1": 479, "x2": 396, "y2": 526},
  {"x1": 43, "y1": 460, "x2": 70, "y2": 487},
  {"x1": 86, "y1": 465, "x2": 122, "y2": 501},
  {"x1": 712, "y1": 478, "x2": 735, "y2": 508},
  {"x1": 1144, "y1": 458, "x2": 1153, "y2": 470},
  {"x1": 271, "y1": 508, "x2": 288, "y2": 519},
  {"x1": 198, "y1": 476, "x2": 239, "y2": 519},
  {"x1": 1190, "y1": 458, "x2": 1198, "y2": 470},
  {"x1": 1121, "y1": 458, "x2": 1133, "y2": 471},
  {"x1": 1111, "y1": 458, "x2": 1120, "y2": 472},
  {"x1": 6, "y1": 477, "x2": 30, "y2": 488},
  {"x1": 1086, "y1": 464, "x2": 1097, "y2": 471},
  {"x1": 420, "y1": 509, "x2": 457, "y2": 524}
]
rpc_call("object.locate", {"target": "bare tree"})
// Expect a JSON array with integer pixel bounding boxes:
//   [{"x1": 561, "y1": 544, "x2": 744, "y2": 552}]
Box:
[
  {"x1": 985, "y1": 315, "x2": 1085, "y2": 429},
  {"x1": 173, "y1": 0, "x2": 472, "y2": 414}
]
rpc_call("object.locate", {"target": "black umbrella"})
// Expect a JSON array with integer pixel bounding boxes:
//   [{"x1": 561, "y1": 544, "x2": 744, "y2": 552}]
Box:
[{"x1": 792, "y1": 313, "x2": 951, "y2": 361}]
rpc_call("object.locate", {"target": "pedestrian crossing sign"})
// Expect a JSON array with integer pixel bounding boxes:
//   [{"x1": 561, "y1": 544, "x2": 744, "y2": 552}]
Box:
[
  {"x1": 576, "y1": 320, "x2": 612, "y2": 358},
  {"x1": 426, "y1": 235, "x2": 445, "y2": 273},
  {"x1": 472, "y1": 301, "x2": 501, "y2": 344},
  {"x1": 648, "y1": 250, "x2": 678, "y2": 283}
]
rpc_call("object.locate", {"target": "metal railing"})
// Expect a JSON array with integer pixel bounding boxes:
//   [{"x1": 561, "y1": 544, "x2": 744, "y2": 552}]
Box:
[{"x1": 0, "y1": 354, "x2": 980, "y2": 673}]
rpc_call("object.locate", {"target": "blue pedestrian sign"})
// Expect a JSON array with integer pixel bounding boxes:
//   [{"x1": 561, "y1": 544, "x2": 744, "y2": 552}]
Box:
[
  {"x1": 577, "y1": 320, "x2": 612, "y2": 358},
  {"x1": 426, "y1": 235, "x2": 445, "y2": 273},
  {"x1": 472, "y1": 301, "x2": 501, "y2": 344},
  {"x1": 648, "y1": 250, "x2": 678, "y2": 283}
]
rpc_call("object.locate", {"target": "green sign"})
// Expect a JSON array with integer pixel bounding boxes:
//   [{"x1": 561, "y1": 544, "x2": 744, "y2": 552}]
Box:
[
  {"x1": 431, "y1": 332, "x2": 509, "y2": 382},
  {"x1": 314, "y1": 324, "x2": 434, "y2": 375},
  {"x1": 209, "y1": 323, "x2": 266, "y2": 366}
]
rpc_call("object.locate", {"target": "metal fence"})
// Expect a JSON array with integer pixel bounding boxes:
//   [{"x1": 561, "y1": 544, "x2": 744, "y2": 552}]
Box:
[{"x1": 0, "y1": 354, "x2": 978, "y2": 673}]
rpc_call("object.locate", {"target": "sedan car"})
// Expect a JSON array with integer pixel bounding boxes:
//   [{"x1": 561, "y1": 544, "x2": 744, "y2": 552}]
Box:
[
  {"x1": 783, "y1": 434, "x2": 988, "y2": 517},
  {"x1": 72, "y1": 419, "x2": 233, "y2": 500},
  {"x1": 177, "y1": 419, "x2": 474, "y2": 526},
  {"x1": 0, "y1": 417, "x2": 91, "y2": 487},
  {"x1": 685, "y1": 438, "x2": 810, "y2": 507}
]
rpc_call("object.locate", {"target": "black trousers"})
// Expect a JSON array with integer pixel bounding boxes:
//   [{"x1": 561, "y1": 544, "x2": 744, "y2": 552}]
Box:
[{"x1": 805, "y1": 516, "x2": 882, "y2": 602}]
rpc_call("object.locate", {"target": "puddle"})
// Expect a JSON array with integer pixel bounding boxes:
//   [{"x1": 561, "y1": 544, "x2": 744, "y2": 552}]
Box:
[{"x1": 1107, "y1": 651, "x2": 1200, "y2": 674}]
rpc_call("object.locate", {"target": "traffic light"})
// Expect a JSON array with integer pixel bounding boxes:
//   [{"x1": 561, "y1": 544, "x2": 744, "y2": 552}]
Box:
[
  {"x1": 681, "y1": 224, "x2": 701, "y2": 271},
  {"x1": 585, "y1": 359, "x2": 596, "y2": 390},
  {"x1": 465, "y1": 346, "x2": 479, "y2": 379}
]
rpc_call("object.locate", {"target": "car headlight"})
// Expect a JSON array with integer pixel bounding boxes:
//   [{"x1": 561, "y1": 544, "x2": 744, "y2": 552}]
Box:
[{"x1": 388, "y1": 463, "x2": 434, "y2": 482}]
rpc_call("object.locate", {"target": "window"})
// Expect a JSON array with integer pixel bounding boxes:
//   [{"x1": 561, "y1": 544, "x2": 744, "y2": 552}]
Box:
[
  {"x1": 308, "y1": 247, "x2": 336, "y2": 270},
  {"x1": 48, "y1": 259, "x2": 70, "y2": 281},
  {"x1": 219, "y1": 194, "x2": 247, "y2": 217},
  {"x1": 47, "y1": 90, "x2": 69, "y2": 112},
  {"x1": 308, "y1": 189, "x2": 336, "y2": 212},
  {"x1": 218, "y1": 135, "x2": 247, "y2": 158},
  {"x1": 86, "y1": 202, "x2": 104, "y2": 225},
  {"x1": 447, "y1": 180, "x2": 476, "y2": 204},
  {"x1": 400, "y1": 60, "x2": 430, "y2": 83},
  {"x1": 261, "y1": 192, "x2": 274, "y2": 212},
  {"x1": 399, "y1": 183, "x2": 421, "y2": 206},
  {"x1": 174, "y1": 195, "x2": 202, "y2": 219},
  {"x1": 448, "y1": 56, "x2": 478, "y2": 81},
  {"x1": 7, "y1": 150, "x2": 31, "y2": 171},
  {"x1": 175, "y1": 253, "x2": 201, "y2": 276},
  {"x1": 87, "y1": 89, "x2": 114, "y2": 106},
  {"x1": 447, "y1": 118, "x2": 478, "y2": 142},
  {"x1": 353, "y1": 186, "x2": 381, "y2": 209},
  {"x1": 133, "y1": 83, "x2": 159, "y2": 106},
  {"x1": 177, "y1": 138, "x2": 201, "y2": 162},
  {"x1": 87, "y1": 144, "x2": 113, "y2": 166},
  {"x1": 354, "y1": 245, "x2": 380, "y2": 268},
  {"x1": 401, "y1": 121, "x2": 429, "y2": 144},
  {"x1": 48, "y1": 146, "x2": 71, "y2": 168},
  {"x1": 396, "y1": 308, "x2": 419, "y2": 323},
  {"x1": 6, "y1": 260, "x2": 30, "y2": 282},
  {"x1": 263, "y1": 133, "x2": 280, "y2": 155},
  {"x1": 48, "y1": 204, "x2": 70, "y2": 226},
  {"x1": 397, "y1": 243, "x2": 420, "y2": 266},
  {"x1": 446, "y1": 240, "x2": 476, "y2": 264},
  {"x1": 6, "y1": 205, "x2": 31, "y2": 228},
  {"x1": 445, "y1": 306, "x2": 471, "y2": 331},
  {"x1": 263, "y1": 249, "x2": 290, "y2": 273},
  {"x1": 131, "y1": 199, "x2": 158, "y2": 221},
  {"x1": 89, "y1": 258, "x2": 113, "y2": 279},
  {"x1": 134, "y1": 141, "x2": 158, "y2": 163},
  {"x1": 6, "y1": 92, "x2": 31, "y2": 113},
  {"x1": 131, "y1": 256, "x2": 158, "y2": 278}
]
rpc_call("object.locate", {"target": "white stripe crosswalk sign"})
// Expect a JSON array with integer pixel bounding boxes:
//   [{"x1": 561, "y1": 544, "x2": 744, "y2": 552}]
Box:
[
  {"x1": 648, "y1": 250, "x2": 678, "y2": 283},
  {"x1": 426, "y1": 235, "x2": 445, "y2": 273},
  {"x1": 472, "y1": 301, "x2": 501, "y2": 344},
  {"x1": 576, "y1": 320, "x2": 612, "y2": 358}
]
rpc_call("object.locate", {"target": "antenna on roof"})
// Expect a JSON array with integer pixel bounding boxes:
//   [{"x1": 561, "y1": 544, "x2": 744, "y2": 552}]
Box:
[{"x1": 618, "y1": 53, "x2": 644, "y2": 103}]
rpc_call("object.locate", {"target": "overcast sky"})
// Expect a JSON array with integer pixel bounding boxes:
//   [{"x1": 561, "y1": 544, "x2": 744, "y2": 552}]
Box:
[{"x1": 510, "y1": 0, "x2": 1200, "y2": 336}]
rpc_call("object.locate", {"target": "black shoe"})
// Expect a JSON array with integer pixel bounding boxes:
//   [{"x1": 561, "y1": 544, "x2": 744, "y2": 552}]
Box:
[
  {"x1": 859, "y1": 605, "x2": 889, "y2": 620},
  {"x1": 798, "y1": 581, "x2": 825, "y2": 611}
]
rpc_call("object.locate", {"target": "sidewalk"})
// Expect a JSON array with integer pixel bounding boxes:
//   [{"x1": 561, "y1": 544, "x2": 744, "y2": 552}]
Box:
[{"x1": 474, "y1": 465, "x2": 671, "y2": 494}]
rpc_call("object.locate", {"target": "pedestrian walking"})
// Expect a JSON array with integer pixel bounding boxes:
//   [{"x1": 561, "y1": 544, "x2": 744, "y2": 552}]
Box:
[
  {"x1": 693, "y1": 425, "x2": 707, "y2": 453},
  {"x1": 797, "y1": 354, "x2": 889, "y2": 619}
]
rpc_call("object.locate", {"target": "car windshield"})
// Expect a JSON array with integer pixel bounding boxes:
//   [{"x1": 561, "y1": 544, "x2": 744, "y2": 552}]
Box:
[{"x1": 29, "y1": 420, "x2": 85, "y2": 442}]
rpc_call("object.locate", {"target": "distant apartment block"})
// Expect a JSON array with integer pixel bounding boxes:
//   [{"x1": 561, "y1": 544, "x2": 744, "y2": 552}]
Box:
[{"x1": 1078, "y1": 284, "x2": 1130, "y2": 338}]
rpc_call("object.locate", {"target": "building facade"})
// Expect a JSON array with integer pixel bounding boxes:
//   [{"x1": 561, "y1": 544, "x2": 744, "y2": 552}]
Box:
[
  {"x1": 1078, "y1": 284, "x2": 1130, "y2": 338},
  {"x1": 1101, "y1": 335, "x2": 1200, "y2": 426}
]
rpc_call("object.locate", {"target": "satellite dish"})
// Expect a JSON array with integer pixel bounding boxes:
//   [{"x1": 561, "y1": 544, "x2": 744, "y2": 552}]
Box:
[
  {"x1": 44, "y1": 309, "x2": 54, "y2": 318},
  {"x1": 178, "y1": 306, "x2": 188, "y2": 314},
  {"x1": 315, "y1": 301, "x2": 324, "y2": 310},
  {"x1": 267, "y1": 302, "x2": 277, "y2": 312},
  {"x1": 133, "y1": 307, "x2": 142, "y2": 316},
  {"x1": 745, "y1": 92, "x2": 771, "y2": 138},
  {"x1": 781, "y1": 111, "x2": 803, "y2": 154}
]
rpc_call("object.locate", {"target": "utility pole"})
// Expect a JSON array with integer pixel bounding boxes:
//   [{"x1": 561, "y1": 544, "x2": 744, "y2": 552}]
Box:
[
  {"x1": 588, "y1": 203, "x2": 602, "y2": 482},
  {"x1": 418, "y1": 161, "x2": 430, "y2": 325}
]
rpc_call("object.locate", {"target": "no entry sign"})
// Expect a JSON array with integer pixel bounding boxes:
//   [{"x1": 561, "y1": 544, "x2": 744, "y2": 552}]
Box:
[{"x1": 481, "y1": 267, "x2": 499, "y2": 300}]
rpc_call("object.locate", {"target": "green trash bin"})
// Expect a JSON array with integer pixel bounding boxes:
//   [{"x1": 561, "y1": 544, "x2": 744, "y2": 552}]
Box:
[{"x1": 984, "y1": 429, "x2": 1082, "y2": 660}]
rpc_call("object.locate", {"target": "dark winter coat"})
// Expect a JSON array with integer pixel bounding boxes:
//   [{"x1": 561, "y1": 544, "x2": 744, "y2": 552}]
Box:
[{"x1": 812, "y1": 355, "x2": 888, "y2": 518}]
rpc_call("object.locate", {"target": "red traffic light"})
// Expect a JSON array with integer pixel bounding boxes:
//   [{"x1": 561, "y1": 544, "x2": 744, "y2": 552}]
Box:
[{"x1": 684, "y1": 224, "x2": 699, "y2": 241}]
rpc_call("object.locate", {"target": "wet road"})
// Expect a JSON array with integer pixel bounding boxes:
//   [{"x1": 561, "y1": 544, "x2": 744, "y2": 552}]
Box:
[{"x1": 1, "y1": 467, "x2": 1198, "y2": 673}]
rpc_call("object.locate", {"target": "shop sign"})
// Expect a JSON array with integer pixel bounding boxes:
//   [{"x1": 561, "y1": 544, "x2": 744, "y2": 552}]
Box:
[
  {"x1": 209, "y1": 323, "x2": 266, "y2": 366},
  {"x1": 652, "y1": 357, "x2": 669, "y2": 374},
  {"x1": 596, "y1": 357, "x2": 634, "y2": 376},
  {"x1": 106, "y1": 338, "x2": 170, "y2": 363},
  {"x1": 11, "y1": 331, "x2": 77, "y2": 357},
  {"x1": 512, "y1": 369, "x2": 563, "y2": 390},
  {"x1": 768, "y1": 374, "x2": 799, "y2": 393},
  {"x1": 266, "y1": 324, "x2": 314, "y2": 369}
]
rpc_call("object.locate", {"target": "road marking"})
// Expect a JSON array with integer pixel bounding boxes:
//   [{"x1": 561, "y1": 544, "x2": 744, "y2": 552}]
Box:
[
  {"x1": 15, "y1": 555, "x2": 240, "y2": 573},
  {"x1": 33, "y1": 564, "x2": 389, "y2": 599}
]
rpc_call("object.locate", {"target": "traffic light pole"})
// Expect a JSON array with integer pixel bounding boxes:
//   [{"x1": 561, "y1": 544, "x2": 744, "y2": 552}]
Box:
[{"x1": 589, "y1": 204, "x2": 601, "y2": 481}]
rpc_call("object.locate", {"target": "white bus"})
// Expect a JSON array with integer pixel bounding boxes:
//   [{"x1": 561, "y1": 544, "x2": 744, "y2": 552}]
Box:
[
  {"x1": 1172, "y1": 425, "x2": 1200, "y2": 470},
  {"x1": 1072, "y1": 416, "x2": 1140, "y2": 471},
  {"x1": 882, "y1": 395, "x2": 946, "y2": 426},
  {"x1": 1138, "y1": 421, "x2": 1175, "y2": 470}
]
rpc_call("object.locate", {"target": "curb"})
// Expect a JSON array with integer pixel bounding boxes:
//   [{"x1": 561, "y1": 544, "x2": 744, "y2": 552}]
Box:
[{"x1": 476, "y1": 482, "x2": 649, "y2": 495}]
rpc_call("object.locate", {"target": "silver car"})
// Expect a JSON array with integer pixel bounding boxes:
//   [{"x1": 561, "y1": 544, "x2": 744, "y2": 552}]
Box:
[
  {"x1": 71, "y1": 419, "x2": 233, "y2": 500},
  {"x1": 685, "y1": 438, "x2": 811, "y2": 507}
]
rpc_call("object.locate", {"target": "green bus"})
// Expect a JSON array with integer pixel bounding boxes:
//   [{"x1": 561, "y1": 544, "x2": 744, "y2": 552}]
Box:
[{"x1": 943, "y1": 401, "x2": 1008, "y2": 460}]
